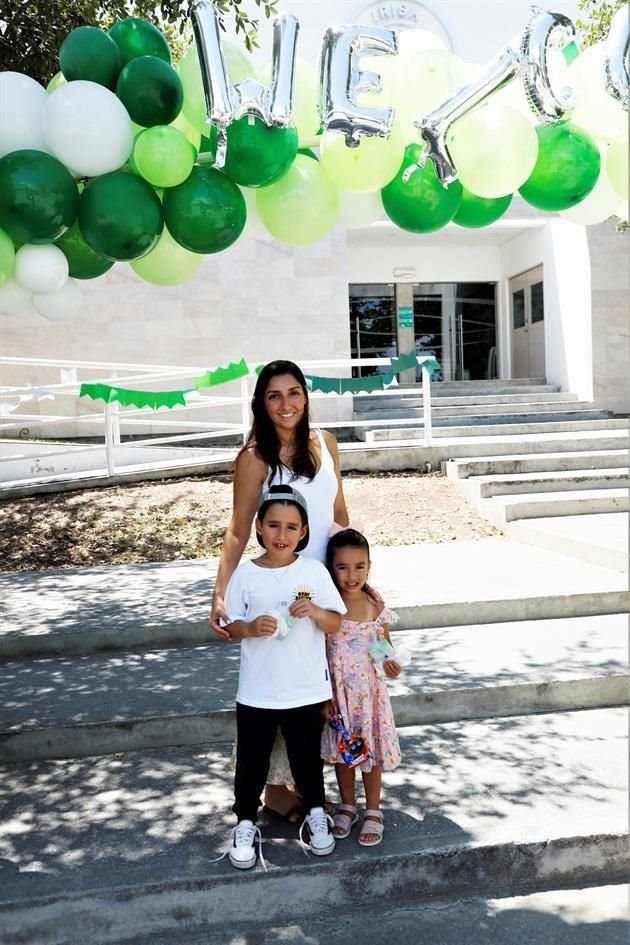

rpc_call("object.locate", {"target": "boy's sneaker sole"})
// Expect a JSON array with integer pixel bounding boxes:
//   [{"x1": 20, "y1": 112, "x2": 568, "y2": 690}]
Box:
[
  {"x1": 309, "y1": 836, "x2": 335, "y2": 856},
  {"x1": 228, "y1": 851, "x2": 257, "y2": 869}
]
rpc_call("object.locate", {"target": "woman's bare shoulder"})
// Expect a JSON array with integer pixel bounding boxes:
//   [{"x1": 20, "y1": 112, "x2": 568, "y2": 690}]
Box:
[{"x1": 235, "y1": 444, "x2": 267, "y2": 475}]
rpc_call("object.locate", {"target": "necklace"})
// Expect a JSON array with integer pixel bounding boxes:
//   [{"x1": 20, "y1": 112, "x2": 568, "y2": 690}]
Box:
[{"x1": 254, "y1": 557, "x2": 296, "y2": 583}]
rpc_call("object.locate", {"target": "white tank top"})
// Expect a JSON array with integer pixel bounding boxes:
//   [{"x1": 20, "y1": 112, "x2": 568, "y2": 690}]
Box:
[{"x1": 268, "y1": 429, "x2": 338, "y2": 564}]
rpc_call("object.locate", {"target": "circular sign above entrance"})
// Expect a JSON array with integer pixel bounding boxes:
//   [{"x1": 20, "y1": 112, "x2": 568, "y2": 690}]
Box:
[{"x1": 355, "y1": 1, "x2": 452, "y2": 48}]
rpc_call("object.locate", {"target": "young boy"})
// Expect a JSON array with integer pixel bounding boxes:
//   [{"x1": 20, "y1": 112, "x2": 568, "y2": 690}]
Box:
[{"x1": 223, "y1": 484, "x2": 345, "y2": 869}]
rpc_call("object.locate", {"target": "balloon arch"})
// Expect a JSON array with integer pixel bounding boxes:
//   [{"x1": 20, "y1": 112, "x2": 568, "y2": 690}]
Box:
[{"x1": 0, "y1": 1, "x2": 627, "y2": 320}]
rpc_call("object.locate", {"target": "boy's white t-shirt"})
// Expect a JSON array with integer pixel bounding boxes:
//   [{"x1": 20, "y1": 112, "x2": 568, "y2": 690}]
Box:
[{"x1": 225, "y1": 555, "x2": 346, "y2": 709}]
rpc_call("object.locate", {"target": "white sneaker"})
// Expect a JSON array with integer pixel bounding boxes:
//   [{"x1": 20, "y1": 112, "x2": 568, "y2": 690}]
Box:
[
  {"x1": 228, "y1": 819, "x2": 262, "y2": 870},
  {"x1": 299, "y1": 806, "x2": 335, "y2": 856}
]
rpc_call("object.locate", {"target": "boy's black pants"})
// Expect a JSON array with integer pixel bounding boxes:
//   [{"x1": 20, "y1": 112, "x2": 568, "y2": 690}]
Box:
[{"x1": 233, "y1": 701, "x2": 326, "y2": 823}]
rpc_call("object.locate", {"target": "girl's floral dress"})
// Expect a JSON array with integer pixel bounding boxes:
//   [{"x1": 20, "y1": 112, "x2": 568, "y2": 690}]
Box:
[{"x1": 321, "y1": 607, "x2": 401, "y2": 772}]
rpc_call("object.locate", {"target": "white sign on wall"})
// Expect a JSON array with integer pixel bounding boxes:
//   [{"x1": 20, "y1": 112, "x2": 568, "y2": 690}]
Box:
[{"x1": 355, "y1": 1, "x2": 452, "y2": 47}]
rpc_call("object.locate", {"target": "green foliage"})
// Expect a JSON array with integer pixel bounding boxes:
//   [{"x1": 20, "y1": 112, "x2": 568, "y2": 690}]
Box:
[
  {"x1": 576, "y1": 0, "x2": 626, "y2": 46},
  {"x1": 0, "y1": 0, "x2": 277, "y2": 85}
]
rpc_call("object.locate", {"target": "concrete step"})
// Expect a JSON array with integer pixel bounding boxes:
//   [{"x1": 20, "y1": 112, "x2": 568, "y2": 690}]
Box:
[
  {"x1": 389, "y1": 379, "x2": 555, "y2": 394},
  {"x1": 353, "y1": 391, "x2": 575, "y2": 411},
  {"x1": 507, "y1": 513, "x2": 629, "y2": 574},
  {"x1": 2, "y1": 614, "x2": 627, "y2": 762},
  {"x1": 469, "y1": 468, "x2": 629, "y2": 498},
  {"x1": 2, "y1": 542, "x2": 628, "y2": 660},
  {"x1": 355, "y1": 406, "x2": 610, "y2": 425},
  {"x1": 362, "y1": 418, "x2": 629, "y2": 441},
  {"x1": 136, "y1": 886, "x2": 630, "y2": 945},
  {"x1": 443, "y1": 449, "x2": 630, "y2": 478},
  {"x1": 488, "y1": 488, "x2": 630, "y2": 524},
  {"x1": 0, "y1": 708, "x2": 627, "y2": 944}
]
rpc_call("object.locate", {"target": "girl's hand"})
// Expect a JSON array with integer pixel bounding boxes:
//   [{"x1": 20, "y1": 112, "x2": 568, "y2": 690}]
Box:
[
  {"x1": 250, "y1": 614, "x2": 278, "y2": 638},
  {"x1": 321, "y1": 699, "x2": 336, "y2": 722},
  {"x1": 383, "y1": 658, "x2": 402, "y2": 678},
  {"x1": 289, "y1": 598, "x2": 317, "y2": 620},
  {"x1": 365, "y1": 584, "x2": 384, "y2": 610},
  {"x1": 209, "y1": 596, "x2": 232, "y2": 640}
]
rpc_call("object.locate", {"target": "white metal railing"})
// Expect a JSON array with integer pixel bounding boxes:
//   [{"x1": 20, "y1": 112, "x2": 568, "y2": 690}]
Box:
[{"x1": 0, "y1": 355, "x2": 434, "y2": 486}]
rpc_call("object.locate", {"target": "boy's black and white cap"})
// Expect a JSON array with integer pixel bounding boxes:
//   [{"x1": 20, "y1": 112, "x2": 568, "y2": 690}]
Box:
[{"x1": 257, "y1": 484, "x2": 309, "y2": 551}]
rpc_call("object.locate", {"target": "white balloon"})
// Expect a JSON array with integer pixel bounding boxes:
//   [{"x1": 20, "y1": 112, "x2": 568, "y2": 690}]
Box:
[
  {"x1": 33, "y1": 278, "x2": 83, "y2": 321},
  {"x1": 0, "y1": 278, "x2": 33, "y2": 316},
  {"x1": 44, "y1": 81, "x2": 133, "y2": 178},
  {"x1": 337, "y1": 189, "x2": 384, "y2": 229},
  {"x1": 14, "y1": 244, "x2": 69, "y2": 293},
  {"x1": 0, "y1": 72, "x2": 49, "y2": 158},
  {"x1": 568, "y1": 44, "x2": 625, "y2": 141},
  {"x1": 397, "y1": 29, "x2": 448, "y2": 58},
  {"x1": 559, "y1": 173, "x2": 621, "y2": 225}
]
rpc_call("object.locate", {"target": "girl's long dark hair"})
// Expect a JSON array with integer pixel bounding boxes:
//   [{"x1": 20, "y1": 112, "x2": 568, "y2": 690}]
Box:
[
  {"x1": 326, "y1": 528, "x2": 371, "y2": 585},
  {"x1": 242, "y1": 360, "x2": 316, "y2": 484}
]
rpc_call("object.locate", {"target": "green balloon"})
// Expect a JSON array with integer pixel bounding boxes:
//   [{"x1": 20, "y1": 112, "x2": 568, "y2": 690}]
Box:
[
  {"x1": 47, "y1": 71, "x2": 67, "y2": 94},
  {"x1": 108, "y1": 17, "x2": 171, "y2": 66},
  {"x1": 298, "y1": 148, "x2": 319, "y2": 161},
  {"x1": 199, "y1": 127, "x2": 218, "y2": 163},
  {"x1": 131, "y1": 226, "x2": 202, "y2": 285},
  {"x1": 223, "y1": 117, "x2": 298, "y2": 187},
  {"x1": 79, "y1": 171, "x2": 164, "y2": 261},
  {"x1": 0, "y1": 227, "x2": 15, "y2": 287},
  {"x1": 519, "y1": 123, "x2": 601, "y2": 211},
  {"x1": 134, "y1": 126, "x2": 195, "y2": 188},
  {"x1": 163, "y1": 166, "x2": 246, "y2": 254},
  {"x1": 0, "y1": 149, "x2": 79, "y2": 244},
  {"x1": 55, "y1": 220, "x2": 114, "y2": 279},
  {"x1": 59, "y1": 26, "x2": 122, "y2": 90},
  {"x1": 382, "y1": 144, "x2": 462, "y2": 233},
  {"x1": 116, "y1": 56, "x2": 183, "y2": 127},
  {"x1": 453, "y1": 189, "x2": 512, "y2": 228}
]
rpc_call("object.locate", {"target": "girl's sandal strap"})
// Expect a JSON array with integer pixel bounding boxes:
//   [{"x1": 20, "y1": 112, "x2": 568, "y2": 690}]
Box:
[
  {"x1": 333, "y1": 804, "x2": 358, "y2": 839},
  {"x1": 358, "y1": 809, "x2": 384, "y2": 847}
]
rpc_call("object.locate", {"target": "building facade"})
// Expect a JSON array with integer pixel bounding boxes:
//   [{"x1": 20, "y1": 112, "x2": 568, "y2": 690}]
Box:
[{"x1": 2, "y1": 0, "x2": 628, "y2": 427}]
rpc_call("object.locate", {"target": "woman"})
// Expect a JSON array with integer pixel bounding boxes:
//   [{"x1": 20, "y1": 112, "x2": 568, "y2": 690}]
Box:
[{"x1": 209, "y1": 359, "x2": 350, "y2": 821}]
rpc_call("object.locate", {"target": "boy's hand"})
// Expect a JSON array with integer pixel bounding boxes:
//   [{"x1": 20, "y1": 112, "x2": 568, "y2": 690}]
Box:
[
  {"x1": 383, "y1": 658, "x2": 402, "y2": 678},
  {"x1": 249, "y1": 615, "x2": 278, "y2": 638},
  {"x1": 289, "y1": 598, "x2": 317, "y2": 620}
]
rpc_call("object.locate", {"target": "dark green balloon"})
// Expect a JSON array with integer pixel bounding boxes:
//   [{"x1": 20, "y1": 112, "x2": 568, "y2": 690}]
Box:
[
  {"x1": 223, "y1": 117, "x2": 298, "y2": 187},
  {"x1": 0, "y1": 149, "x2": 79, "y2": 244},
  {"x1": 116, "y1": 56, "x2": 183, "y2": 127},
  {"x1": 519, "y1": 123, "x2": 601, "y2": 211},
  {"x1": 298, "y1": 148, "x2": 319, "y2": 161},
  {"x1": 163, "y1": 166, "x2": 246, "y2": 254},
  {"x1": 79, "y1": 171, "x2": 164, "y2": 261},
  {"x1": 108, "y1": 17, "x2": 171, "y2": 66},
  {"x1": 199, "y1": 127, "x2": 218, "y2": 163},
  {"x1": 59, "y1": 26, "x2": 122, "y2": 90},
  {"x1": 55, "y1": 220, "x2": 114, "y2": 279},
  {"x1": 382, "y1": 144, "x2": 462, "y2": 233},
  {"x1": 453, "y1": 189, "x2": 512, "y2": 228}
]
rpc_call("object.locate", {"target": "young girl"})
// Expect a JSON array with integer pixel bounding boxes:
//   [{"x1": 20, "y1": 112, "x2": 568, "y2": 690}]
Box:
[
  {"x1": 321, "y1": 527, "x2": 402, "y2": 847},
  {"x1": 224, "y1": 484, "x2": 345, "y2": 869}
]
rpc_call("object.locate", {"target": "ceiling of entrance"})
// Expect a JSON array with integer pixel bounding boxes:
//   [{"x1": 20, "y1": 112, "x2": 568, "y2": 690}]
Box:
[{"x1": 347, "y1": 218, "x2": 545, "y2": 248}]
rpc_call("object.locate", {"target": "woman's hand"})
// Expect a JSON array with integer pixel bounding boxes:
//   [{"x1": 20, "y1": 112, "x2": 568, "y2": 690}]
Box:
[
  {"x1": 383, "y1": 658, "x2": 402, "y2": 678},
  {"x1": 209, "y1": 596, "x2": 232, "y2": 640},
  {"x1": 364, "y1": 584, "x2": 384, "y2": 610}
]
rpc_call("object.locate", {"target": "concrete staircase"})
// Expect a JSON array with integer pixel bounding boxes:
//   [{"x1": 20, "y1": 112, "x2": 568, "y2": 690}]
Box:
[{"x1": 0, "y1": 546, "x2": 628, "y2": 944}]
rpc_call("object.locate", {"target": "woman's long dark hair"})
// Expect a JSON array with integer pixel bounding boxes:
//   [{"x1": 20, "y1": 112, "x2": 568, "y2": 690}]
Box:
[{"x1": 242, "y1": 360, "x2": 316, "y2": 484}]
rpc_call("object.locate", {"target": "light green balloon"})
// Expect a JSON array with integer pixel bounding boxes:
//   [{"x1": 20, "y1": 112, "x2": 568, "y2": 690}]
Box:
[
  {"x1": 447, "y1": 105, "x2": 539, "y2": 199},
  {"x1": 133, "y1": 126, "x2": 196, "y2": 188},
  {"x1": 607, "y1": 130, "x2": 629, "y2": 199},
  {"x1": 0, "y1": 227, "x2": 16, "y2": 287},
  {"x1": 179, "y1": 42, "x2": 253, "y2": 136},
  {"x1": 569, "y1": 44, "x2": 625, "y2": 140},
  {"x1": 320, "y1": 125, "x2": 405, "y2": 193},
  {"x1": 47, "y1": 71, "x2": 67, "y2": 94},
  {"x1": 256, "y1": 154, "x2": 339, "y2": 245},
  {"x1": 170, "y1": 109, "x2": 201, "y2": 152},
  {"x1": 392, "y1": 50, "x2": 465, "y2": 142},
  {"x1": 130, "y1": 225, "x2": 203, "y2": 285}
]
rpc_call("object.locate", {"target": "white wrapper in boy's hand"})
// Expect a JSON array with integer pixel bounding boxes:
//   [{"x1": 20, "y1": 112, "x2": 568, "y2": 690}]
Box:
[{"x1": 267, "y1": 604, "x2": 296, "y2": 641}]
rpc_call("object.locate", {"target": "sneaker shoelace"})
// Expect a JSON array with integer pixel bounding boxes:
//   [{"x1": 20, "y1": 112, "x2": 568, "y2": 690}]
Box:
[
  {"x1": 211, "y1": 821, "x2": 267, "y2": 872},
  {"x1": 298, "y1": 808, "x2": 333, "y2": 856}
]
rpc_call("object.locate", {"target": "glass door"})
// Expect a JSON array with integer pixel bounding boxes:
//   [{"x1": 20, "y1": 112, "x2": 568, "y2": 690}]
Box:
[
  {"x1": 413, "y1": 283, "x2": 497, "y2": 381},
  {"x1": 510, "y1": 266, "x2": 545, "y2": 378},
  {"x1": 349, "y1": 284, "x2": 396, "y2": 377}
]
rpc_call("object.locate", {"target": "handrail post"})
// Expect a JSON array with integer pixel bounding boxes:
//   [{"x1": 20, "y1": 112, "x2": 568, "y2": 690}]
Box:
[
  {"x1": 240, "y1": 375, "x2": 250, "y2": 444},
  {"x1": 104, "y1": 403, "x2": 116, "y2": 476},
  {"x1": 422, "y1": 362, "x2": 433, "y2": 447}
]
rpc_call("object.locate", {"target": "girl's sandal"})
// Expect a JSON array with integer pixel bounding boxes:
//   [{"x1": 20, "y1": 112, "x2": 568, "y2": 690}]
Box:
[
  {"x1": 358, "y1": 809, "x2": 384, "y2": 847},
  {"x1": 332, "y1": 804, "x2": 359, "y2": 839}
]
